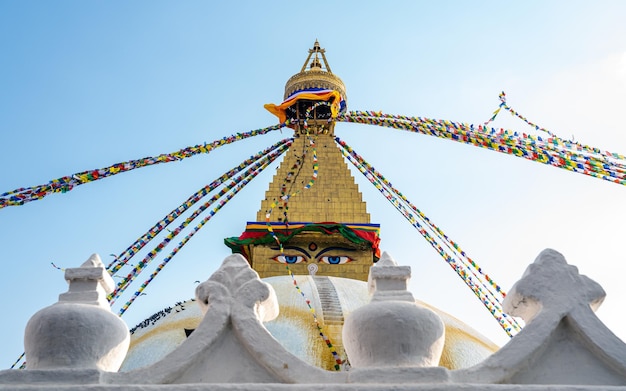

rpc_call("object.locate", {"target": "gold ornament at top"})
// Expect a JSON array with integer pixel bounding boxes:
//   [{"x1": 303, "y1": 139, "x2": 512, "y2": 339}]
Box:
[
  {"x1": 263, "y1": 40, "x2": 347, "y2": 135},
  {"x1": 283, "y1": 40, "x2": 347, "y2": 103}
]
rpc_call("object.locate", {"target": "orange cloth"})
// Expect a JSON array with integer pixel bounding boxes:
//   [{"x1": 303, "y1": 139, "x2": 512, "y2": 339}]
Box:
[{"x1": 264, "y1": 90, "x2": 342, "y2": 123}]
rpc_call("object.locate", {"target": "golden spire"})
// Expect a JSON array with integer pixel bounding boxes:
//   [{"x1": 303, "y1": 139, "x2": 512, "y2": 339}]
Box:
[
  {"x1": 300, "y1": 39, "x2": 331, "y2": 73},
  {"x1": 258, "y1": 41, "x2": 367, "y2": 224}
]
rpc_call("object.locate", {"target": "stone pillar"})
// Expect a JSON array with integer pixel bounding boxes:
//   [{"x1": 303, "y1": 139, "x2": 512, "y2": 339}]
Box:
[{"x1": 24, "y1": 254, "x2": 130, "y2": 371}]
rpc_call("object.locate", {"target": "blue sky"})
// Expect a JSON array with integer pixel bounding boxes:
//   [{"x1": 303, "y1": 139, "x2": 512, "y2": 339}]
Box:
[{"x1": 1, "y1": 1, "x2": 626, "y2": 367}]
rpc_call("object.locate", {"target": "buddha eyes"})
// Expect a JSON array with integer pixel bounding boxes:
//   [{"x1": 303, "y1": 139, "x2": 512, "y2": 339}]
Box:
[
  {"x1": 271, "y1": 244, "x2": 355, "y2": 265},
  {"x1": 319, "y1": 256, "x2": 352, "y2": 265},
  {"x1": 272, "y1": 255, "x2": 306, "y2": 264},
  {"x1": 271, "y1": 255, "x2": 352, "y2": 264}
]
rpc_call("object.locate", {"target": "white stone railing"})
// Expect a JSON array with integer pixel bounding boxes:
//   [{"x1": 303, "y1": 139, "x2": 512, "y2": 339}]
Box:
[{"x1": 2, "y1": 249, "x2": 626, "y2": 390}]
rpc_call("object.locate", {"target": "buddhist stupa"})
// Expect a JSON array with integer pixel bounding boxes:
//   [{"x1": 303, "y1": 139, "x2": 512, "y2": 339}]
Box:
[{"x1": 121, "y1": 41, "x2": 499, "y2": 372}]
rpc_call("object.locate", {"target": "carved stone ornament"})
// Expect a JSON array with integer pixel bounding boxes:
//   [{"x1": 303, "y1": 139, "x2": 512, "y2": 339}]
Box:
[{"x1": 457, "y1": 249, "x2": 626, "y2": 385}]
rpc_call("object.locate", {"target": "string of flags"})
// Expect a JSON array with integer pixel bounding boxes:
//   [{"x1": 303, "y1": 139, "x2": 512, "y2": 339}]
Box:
[
  {"x1": 265, "y1": 132, "x2": 318, "y2": 252},
  {"x1": 285, "y1": 264, "x2": 344, "y2": 370},
  {"x1": 337, "y1": 111, "x2": 626, "y2": 186},
  {"x1": 0, "y1": 123, "x2": 286, "y2": 208},
  {"x1": 337, "y1": 137, "x2": 508, "y2": 298},
  {"x1": 9, "y1": 352, "x2": 25, "y2": 370},
  {"x1": 336, "y1": 137, "x2": 522, "y2": 337},
  {"x1": 110, "y1": 140, "x2": 293, "y2": 307},
  {"x1": 265, "y1": 103, "x2": 342, "y2": 370},
  {"x1": 116, "y1": 148, "x2": 287, "y2": 315},
  {"x1": 484, "y1": 91, "x2": 554, "y2": 137},
  {"x1": 50, "y1": 262, "x2": 65, "y2": 271},
  {"x1": 106, "y1": 139, "x2": 293, "y2": 274}
]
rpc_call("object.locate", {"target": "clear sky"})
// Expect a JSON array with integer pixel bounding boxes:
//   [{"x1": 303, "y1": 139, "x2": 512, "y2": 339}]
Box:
[{"x1": 1, "y1": 1, "x2": 626, "y2": 368}]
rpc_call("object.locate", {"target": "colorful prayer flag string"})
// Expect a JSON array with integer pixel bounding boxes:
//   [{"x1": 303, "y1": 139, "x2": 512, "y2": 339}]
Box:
[
  {"x1": 265, "y1": 131, "x2": 317, "y2": 249},
  {"x1": 335, "y1": 137, "x2": 508, "y2": 298},
  {"x1": 337, "y1": 111, "x2": 626, "y2": 187},
  {"x1": 278, "y1": 136, "x2": 311, "y2": 226},
  {"x1": 116, "y1": 149, "x2": 285, "y2": 315},
  {"x1": 285, "y1": 265, "x2": 344, "y2": 370},
  {"x1": 9, "y1": 352, "x2": 25, "y2": 370},
  {"x1": 484, "y1": 91, "x2": 551, "y2": 136},
  {"x1": 110, "y1": 140, "x2": 293, "y2": 304},
  {"x1": 1, "y1": 123, "x2": 288, "y2": 208},
  {"x1": 336, "y1": 137, "x2": 521, "y2": 337},
  {"x1": 106, "y1": 138, "x2": 293, "y2": 273},
  {"x1": 263, "y1": 103, "x2": 342, "y2": 370}
]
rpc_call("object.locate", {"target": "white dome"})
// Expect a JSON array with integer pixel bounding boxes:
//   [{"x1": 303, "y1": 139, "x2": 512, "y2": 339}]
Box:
[{"x1": 121, "y1": 275, "x2": 498, "y2": 371}]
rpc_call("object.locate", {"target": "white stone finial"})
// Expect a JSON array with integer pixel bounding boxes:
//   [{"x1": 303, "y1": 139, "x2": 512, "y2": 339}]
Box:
[
  {"x1": 344, "y1": 251, "x2": 445, "y2": 368},
  {"x1": 60, "y1": 253, "x2": 115, "y2": 307},
  {"x1": 81, "y1": 253, "x2": 102, "y2": 267},
  {"x1": 377, "y1": 251, "x2": 398, "y2": 266},
  {"x1": 24, "y1": 253, "x2": 130, "y2": 371},
  {"x1": 368, "y1": 251, "x2": 414, "y2": 302}
]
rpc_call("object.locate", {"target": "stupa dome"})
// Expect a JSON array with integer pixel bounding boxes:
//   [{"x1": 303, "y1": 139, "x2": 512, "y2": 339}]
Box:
[{"x1": 121, "y1": 275, "x2": 498, "y2": 372}]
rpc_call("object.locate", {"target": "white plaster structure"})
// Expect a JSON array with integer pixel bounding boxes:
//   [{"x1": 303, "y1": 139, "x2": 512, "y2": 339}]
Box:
[
  {"x1": 23, "y1": 254, "x2": 130, "y2": 372},
  {"x1": 344, "y1": 252, "x2": 446, "y2": 369},
  {"x1": 2, "y1": 249, "x2": 626, "y2": 390}
]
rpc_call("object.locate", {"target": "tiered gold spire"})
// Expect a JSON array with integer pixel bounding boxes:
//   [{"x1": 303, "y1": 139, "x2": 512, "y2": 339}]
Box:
[
  {"x1": 258, "y1": 40, "x2": 368, "y2": 224},
  {"x1": 227, "y1": 41, "x2": 378, "y2": 282}
]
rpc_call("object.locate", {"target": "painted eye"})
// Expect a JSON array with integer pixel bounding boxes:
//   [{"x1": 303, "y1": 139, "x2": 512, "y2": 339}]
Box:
[
  {"x1": 272, "y1": 255, "x2": 306, "y2": 264},
  {"x1": 319, "y1": 256, "x2": 352, "y2": 265}
]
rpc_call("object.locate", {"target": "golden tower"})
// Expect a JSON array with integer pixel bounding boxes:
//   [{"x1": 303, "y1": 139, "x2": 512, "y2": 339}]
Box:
[{"x1": 225, "y1": 41, "x2": 380, "y2": 281}]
